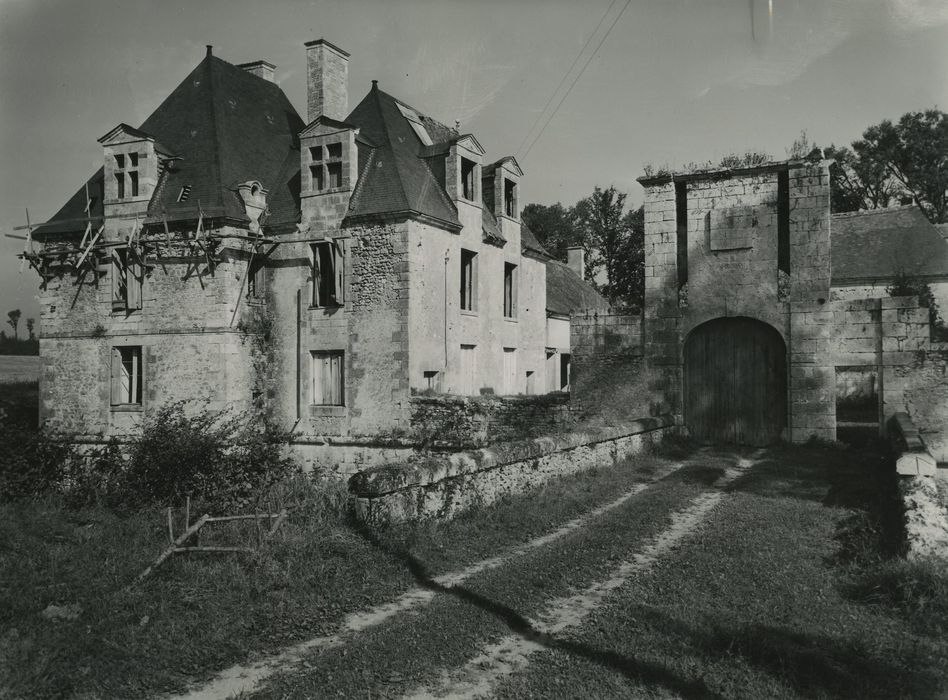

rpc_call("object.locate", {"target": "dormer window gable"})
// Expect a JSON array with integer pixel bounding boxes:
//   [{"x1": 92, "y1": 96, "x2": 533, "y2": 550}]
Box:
[
  {"x1": 98, "y1": 123, "x2": 169, "y2": 205},
  {"x1": 300, "y1": 116, "x2": 359, "y2": 197},
  {"x1": 482, "y1": 156, "x2": 523, "y2": 222},
  {"x1": 442, "y1": 134, "x2": 485, "y2": 206}
]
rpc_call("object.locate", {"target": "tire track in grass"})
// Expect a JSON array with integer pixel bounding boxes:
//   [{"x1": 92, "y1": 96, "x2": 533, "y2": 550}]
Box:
[
  {"x1": 403, "y1": 453, "x2": 762, "y2": 700},
  {"x1": 168, "y1": 458, "x2": 688, "y2": 700}
]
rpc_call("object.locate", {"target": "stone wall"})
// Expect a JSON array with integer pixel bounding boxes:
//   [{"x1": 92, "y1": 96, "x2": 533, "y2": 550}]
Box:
[
  {"x1": 569, "y1": 312, "x2": 661, "y2": 421},
  {"x1": 349, "y1": 415, "x2": 677, "y2": 525},
  {"x1": 36, "y1": 225, "x2": 257, "y2": 438},
  {"x1": 408, "y1": 393, "x2": 574, "y2": 449}
]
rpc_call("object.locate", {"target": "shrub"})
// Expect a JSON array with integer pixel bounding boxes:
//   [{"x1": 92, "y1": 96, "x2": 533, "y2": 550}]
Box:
[
  {"x1": 0, "y1": 425, "x2": 83, "y2": 501},
  {"x1": 120, "y1": 401, "x2": 298, "y2": 511}
]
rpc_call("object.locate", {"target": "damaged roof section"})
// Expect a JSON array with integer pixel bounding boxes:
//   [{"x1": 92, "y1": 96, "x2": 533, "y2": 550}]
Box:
[{"x1": 34, "y1": 51, "x2": 304, "y2": 237}]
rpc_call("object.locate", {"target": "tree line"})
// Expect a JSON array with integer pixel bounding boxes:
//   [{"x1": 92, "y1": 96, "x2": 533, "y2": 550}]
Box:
[
  {"x1": 1, "y1": 309, "x2": 38, "y2": 355},
  {"x1": 524, "y1": 108, "x2": 948, "y2": 312}
]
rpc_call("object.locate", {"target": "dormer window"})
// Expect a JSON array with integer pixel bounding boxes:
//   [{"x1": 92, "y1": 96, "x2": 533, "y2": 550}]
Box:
[
  {"x1": 461, "y1": 158, "x2": 477, "y2": 201},
  {"x1": 504, "y1": 178, "x2": 517, "y2": 217},
  {"x1": 310, "y1": 141, "x2": 343, "y2": 192},
  {"x1": 114, "y1": 151, "x2": 140, "y2": 200}
]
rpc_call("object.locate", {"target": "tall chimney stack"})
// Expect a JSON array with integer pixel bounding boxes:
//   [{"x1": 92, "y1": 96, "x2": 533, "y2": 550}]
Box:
[
  {"x1": 305, "y1": 38, "x2": 350, "y2": 123},
  {"x1": 567, "y1": 246, "x2": 585, "y2": 280}
]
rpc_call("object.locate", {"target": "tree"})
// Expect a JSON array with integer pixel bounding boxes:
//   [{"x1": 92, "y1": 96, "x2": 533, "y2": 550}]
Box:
[
  {"x1": 6, "y1": 310, "x2": 20, "y2": 340},
  {"x1": 608, "y1": 206, "x2": 645, "y2": 312},
  {"x1": 26, "y1": 318, "x2": 35, "y2": 340},
  {"x1": 520, "y1": 202, "x2": 581, "y2": 261},
  {"x1": 573, "y1": 186, "x2": 637, "y2": 308},
  {"x1": 805, "y1": 110, "x2": 948, "y2": 222},
  {"x1": 857, "y1": 110, "x2": 948, "y2": 223}
]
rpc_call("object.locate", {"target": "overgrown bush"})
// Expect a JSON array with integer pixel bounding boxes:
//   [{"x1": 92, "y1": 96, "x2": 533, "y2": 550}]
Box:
[
  {"x1": 0, "y1": 401, "x2": 298, "y2": 512},
  {"x1": 0, "y1": 425, "x2": 84, "y2": 501},
  {"x1": 121, "y1": 401, "x2": 298, "y2": 511}
]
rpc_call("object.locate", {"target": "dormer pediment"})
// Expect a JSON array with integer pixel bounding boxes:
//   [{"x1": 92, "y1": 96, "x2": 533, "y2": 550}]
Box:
[
  {"x1": 300, "y1": 115, "x2": 358, "y2": 138},
  {"x1": 493, "y1": 155, "x2": 523, "y2": 178},
  {"x1": 456, "y1": 134, "x2": 485, "y2": 157}
]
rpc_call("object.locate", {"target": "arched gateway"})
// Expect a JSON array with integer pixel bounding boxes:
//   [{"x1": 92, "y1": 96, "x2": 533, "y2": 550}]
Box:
[{"x1": 683, "y1": 317, "x2": 787, "y2": 446}]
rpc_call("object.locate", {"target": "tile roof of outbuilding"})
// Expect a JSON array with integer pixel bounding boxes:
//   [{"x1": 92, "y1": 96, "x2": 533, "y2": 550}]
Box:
[
  {"x1": 831, "y1": 206, "x2": 948, "y2": 284},
  {"x1": 545, "y1": 259, "x2": 610, "y2": 316}
]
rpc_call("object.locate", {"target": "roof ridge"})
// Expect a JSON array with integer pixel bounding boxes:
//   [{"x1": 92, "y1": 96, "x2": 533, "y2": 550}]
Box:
[
  {"x1": 831, "y1": 205, "x2": 920, "y2": 219},
  {"x1": 205, "y1": 55, "x2": 225, "y2": 211},
  {"x1": 374, "y1": 87, "x2": 413, "y2": 215}
]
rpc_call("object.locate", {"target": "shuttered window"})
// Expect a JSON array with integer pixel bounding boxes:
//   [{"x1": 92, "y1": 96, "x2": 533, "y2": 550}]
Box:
[
  {"x1": 503, "y1": 347, "x2": 517, "y2": 395},
  {"x1": 311, "y1": 240, "x2": 345, "y2": 308},
  {"x1": 111, "y1": 346, "x2": 143, "y2": 405},
  {"x1": 312, "y1": 351, "x2": 344, "y2": 406},
  {"x1": 111, "y1": 247, "x2": 142, "y2": 311},
  {"x1": 459, "y1": 344, "x2": 477, "y2": 395}
]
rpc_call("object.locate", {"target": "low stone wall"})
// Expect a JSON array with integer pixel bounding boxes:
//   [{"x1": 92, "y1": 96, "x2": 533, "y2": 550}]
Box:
[
  {"x1": 889, "y1": 412, "x2": 948, "y2": 560},
  {"x1": 349, "y1": 415, "x2": 677, "y2": 525},
  {"x1": 408, "y1": 393, "x2": 574, "y2": 449}
]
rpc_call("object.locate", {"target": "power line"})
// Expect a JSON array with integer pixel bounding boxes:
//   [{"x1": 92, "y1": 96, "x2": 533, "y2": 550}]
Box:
[
  {"x1": 515, "y1": 0, "x2": 619, "y2": 158},
  {"x1": 522, "y1": 0, "x2": 632, "y2": 160}
]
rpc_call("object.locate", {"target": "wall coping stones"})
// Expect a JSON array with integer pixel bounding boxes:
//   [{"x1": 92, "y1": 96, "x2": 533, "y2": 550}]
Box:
[
  {"x1": 890, "y1": 412, "x2": 937, "y2": 476},
  {"x1": 348, "y1": 414, "x2": 675, "y2": 498}
]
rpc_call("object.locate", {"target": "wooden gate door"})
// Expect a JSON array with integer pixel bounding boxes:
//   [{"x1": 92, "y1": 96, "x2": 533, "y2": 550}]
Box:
[{"x1": 684, "y1": 317, "x2": 786, "y2": 445}]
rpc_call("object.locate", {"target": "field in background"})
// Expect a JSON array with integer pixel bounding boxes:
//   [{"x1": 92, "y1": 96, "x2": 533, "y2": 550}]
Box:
[{"x1": 0, "y1": 355, "x2": 40, "y2": 384}]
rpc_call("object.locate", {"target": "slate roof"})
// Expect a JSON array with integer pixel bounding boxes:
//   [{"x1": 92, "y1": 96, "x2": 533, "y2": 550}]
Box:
[
  {"x1": 520, "y1": 222, "x2": 551, "y2": 259},
  {"x1": 345, "y1": 85, "x2": 460, "y2": 228},
  {"x1": 545, "y1": 259, "x2": 610, "y2": 316},
  {"x1": 831, "y1": 206, "x2": 948, "y2": 284},
  {"x1": 34, "y1": 50, "x2": 304, "y2": 237}
]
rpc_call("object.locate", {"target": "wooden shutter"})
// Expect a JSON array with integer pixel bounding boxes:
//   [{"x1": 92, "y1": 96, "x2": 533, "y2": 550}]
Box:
[
  {"x1": 312, "y1": 353, "x2": 324, "y2": 404},
  {"x1": 111, "y1": 249, "x2": 127, "y2": 309},
  {"x1": 329, "y1": 353, "x2": 343, "y2": 405},
  {"x1": 332, "y1": 239, "x2": 345, "y2": 305},
  {"x1": 311, "y1": 244, "x2": 320, "y2": 307},
  {"x1": 127, "y1": 260, "x2": 142, "y2": 310}
]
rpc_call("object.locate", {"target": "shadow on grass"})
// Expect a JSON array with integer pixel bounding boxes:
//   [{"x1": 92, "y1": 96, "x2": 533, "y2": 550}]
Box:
[{"x1": 354, "y1": 523, "x2": 721, "y2": 700}]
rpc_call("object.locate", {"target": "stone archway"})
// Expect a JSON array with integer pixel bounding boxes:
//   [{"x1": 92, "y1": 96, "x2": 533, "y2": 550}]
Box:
[{"x1": 683, "y1": 316, "x2": 787, "y2": 445}]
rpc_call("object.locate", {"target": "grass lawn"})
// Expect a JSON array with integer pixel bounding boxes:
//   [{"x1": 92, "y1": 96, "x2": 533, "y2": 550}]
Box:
[
  {"x1": 0, "y1": 441, "x2": 688, "y2": 699},
  {"x1": 491, "y1": 446, "x2": 948, "y2": 699}
]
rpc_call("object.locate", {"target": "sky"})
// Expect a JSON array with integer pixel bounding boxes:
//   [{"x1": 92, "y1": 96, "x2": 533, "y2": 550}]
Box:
[{"x1": 1, "y1": 0, "x2": 947, "y2": 325}]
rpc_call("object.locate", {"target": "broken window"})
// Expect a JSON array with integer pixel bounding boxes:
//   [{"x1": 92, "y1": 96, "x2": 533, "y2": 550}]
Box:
[
  {"x1": 423, "y1": 370, "x2": 442, "y2": 393},
  {"x1": 461, "y1": 158, "x2": 476, "y2": 201},
  {"x1": 129, "y1": 171, "x2": 139, "y2": 197},
  {"x1": 560, "y1": 353, "x2": 571, "y2": 391},
  {"x1": 111, "y1": 346, "x2": 143, "y2": 406},
  {"x1": 835, "y1": 366, "x2": 878, "y2": 447},
  {"x1": 115, "y1": 173, "x2": 125, "y2": 199},
  {"x1": 247, "y1": 258, "x2": 266, "y2": 299},
  {"x1": 460, "y1": 249, "x2": 477, "y2": 312},
  {"x1": 312, "y1": 351, "x2": 344, "y2": 406},
  {"x1": 503, "y1": 262, "x2": 517, "y2": 318},
  {"x1": 311, "y1": 240, "x2": 345, "y2": 308},
  {"x1": 504, "y1": 178, "x2": 517, "y2": 217},
  {"x1": 327, "y1": 161, "x2": 343, "y2": 189},
  {"x1": 310, "y1": 164, "x2": 324, "y2": 191},
  {"x1": 111, "y1": 247, "x2": 142, "y2": 311}
]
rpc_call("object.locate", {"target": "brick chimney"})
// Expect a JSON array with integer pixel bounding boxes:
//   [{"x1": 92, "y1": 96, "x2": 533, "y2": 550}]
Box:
[
  {"x1": 237, "y1": 60, "x2": 276, "y2": 83},
  {"x1": 567, "y1": 246, "x2": 585, "y2": 279},
  {"x1": 305, "y1": 38, "x2": 349, "y2": 123}
]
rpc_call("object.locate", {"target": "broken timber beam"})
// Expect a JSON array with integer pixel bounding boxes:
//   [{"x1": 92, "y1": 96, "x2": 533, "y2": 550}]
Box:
[{"x1": 131, "y1": 514, "x2": 210, "y2": 586}]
